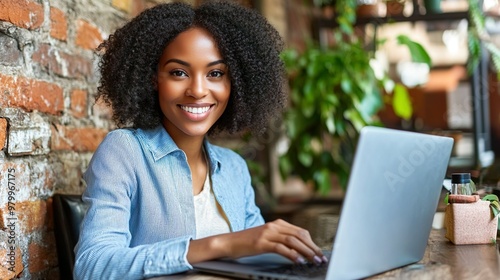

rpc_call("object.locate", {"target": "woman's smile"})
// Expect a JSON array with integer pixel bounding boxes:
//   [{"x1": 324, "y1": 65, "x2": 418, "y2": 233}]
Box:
[{"x1": 179, "y1": 103, "x2": 214, "y2": 121}]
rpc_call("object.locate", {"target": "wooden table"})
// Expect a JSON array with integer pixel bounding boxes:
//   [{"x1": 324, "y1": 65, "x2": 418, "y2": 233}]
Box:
[
  {"x1": 369, "y1": 229, "x2": 500, "y2": 279},
  {"x1": 151, "y1": 229, "x2": 500, "y2": 279}
]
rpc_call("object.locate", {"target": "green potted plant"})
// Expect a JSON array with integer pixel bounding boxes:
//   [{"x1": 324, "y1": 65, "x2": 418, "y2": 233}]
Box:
[{"x1": 278, "y1": 0, "x2": 431, "y2": 194}]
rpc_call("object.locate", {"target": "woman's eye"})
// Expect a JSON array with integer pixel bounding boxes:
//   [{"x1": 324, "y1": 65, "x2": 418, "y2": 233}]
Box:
[
  {"x1": 208, "y1": 70, "x2": 224, "y2": 78},
  {"x1": 170, "y1": 70, "x2": 187, "y2": 77}
]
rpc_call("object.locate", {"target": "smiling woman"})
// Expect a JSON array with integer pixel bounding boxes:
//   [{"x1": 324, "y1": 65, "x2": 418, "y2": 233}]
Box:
[{"x1": 73, "y1": 1, "x2": 327, "y2": 280}]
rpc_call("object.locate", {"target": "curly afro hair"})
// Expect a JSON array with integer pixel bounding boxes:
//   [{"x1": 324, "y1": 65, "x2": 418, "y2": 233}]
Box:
[{"x1": 96, "y1": 0, "x2": 287, "y2": 135}]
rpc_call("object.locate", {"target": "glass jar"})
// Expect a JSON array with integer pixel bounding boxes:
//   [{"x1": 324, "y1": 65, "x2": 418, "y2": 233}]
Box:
[{"x1": 451, "y1": 173, "x2": 474, "y2": 195}]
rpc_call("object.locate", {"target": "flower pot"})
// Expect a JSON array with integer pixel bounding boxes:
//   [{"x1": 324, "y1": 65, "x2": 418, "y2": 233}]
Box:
[
  {"x1": 357, "y1": 4, "x2": 379, "y2": 18},
  {"x1": 385, "y1": 0, "x2": 405, "y2": 16},
  {"x1": 445, "y1": 199, "x2": 498, "y2": 245}
]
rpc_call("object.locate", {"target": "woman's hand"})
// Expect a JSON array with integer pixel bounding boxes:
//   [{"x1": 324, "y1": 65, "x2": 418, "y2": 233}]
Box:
[
  {"x1": 224, "y1": 219, "x2": 327, "y2": 264},
  {"x1": 187, "y1": 219, "x2": 328, "y2": 265}
]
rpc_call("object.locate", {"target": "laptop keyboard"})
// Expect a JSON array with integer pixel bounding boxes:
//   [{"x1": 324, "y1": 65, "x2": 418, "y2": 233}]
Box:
[{"x1": 258, "y1": 262, "x2": 328, "y2": 278}]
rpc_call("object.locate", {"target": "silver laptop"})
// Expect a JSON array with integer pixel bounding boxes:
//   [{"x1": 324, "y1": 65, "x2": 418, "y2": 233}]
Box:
[{"x1": 193, "y1": 126, "x2": 454, "y2": 280}]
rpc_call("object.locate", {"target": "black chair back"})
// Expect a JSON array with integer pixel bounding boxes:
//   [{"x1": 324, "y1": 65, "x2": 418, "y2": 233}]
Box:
[{"x1": 53, "y1": 194, "x2": 88, "y2": 280}]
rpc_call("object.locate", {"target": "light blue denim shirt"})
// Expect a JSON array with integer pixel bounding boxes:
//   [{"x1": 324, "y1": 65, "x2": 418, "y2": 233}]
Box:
[{"x1": 73, "y1": 126, "x2": 265, "y2": 280}]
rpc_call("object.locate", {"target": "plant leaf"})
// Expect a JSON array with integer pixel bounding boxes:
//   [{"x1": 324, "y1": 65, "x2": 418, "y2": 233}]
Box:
[
  {"x1": 359, "y1": 87, "x2": 383, "y2": 119},
  {"x1": 491, "y1": 200, "x2": 500, "y2": 209},
  {"x1": 392, "y1": 83, "x2": 413, "y2": 120},
  {"x1": 485, "y1": 42, "x2": 500, "y2": 74},
  {"x1": 490, "y1": 205, "x2": 500, "y2": 217},
  {"x1": 298, "y1": 150, "x2": 313, "y2": 167},
  {"x1": 314, "y1": 169, "x2": 332, "y2": 195},
  {"x1": 396, "y1": 35, "x2": 432, "y2": 68},
  {"x1": 482, "y1": 194, "x2": 499, "y2": 202},
  {"x1": 482, "y1": 194, "x2": 500, "y2": 217},
  {"x1": 467, "y1": 30, "x2": 481, "y2": 75}
]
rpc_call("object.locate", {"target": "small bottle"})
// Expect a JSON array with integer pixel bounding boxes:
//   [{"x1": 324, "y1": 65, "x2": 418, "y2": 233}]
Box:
[{"x1": 451, "y1": 173, "x2": 473, "y2": 195}]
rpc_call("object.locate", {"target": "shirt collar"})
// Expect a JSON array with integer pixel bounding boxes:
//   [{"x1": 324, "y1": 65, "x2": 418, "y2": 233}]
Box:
[
  {"x1": 204, "y1": 139, "x2": 223, "y2": 174},
  {"x1": 136, "y1": 126, "x2": 178, "y2": 161},
  {"x1": 136, "y1": 126, "x2": 223, "y2": 172}
]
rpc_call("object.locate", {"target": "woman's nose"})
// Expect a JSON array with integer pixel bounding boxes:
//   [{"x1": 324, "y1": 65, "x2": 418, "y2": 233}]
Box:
[{"x1": 186, "y1": 75, "x2": 208, "y2": 99}]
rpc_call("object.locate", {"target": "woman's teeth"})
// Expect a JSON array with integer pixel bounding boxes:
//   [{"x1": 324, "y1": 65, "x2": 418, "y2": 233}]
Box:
[{"x1": 180, "y1": 105, "x2": 210, "y2": 114}]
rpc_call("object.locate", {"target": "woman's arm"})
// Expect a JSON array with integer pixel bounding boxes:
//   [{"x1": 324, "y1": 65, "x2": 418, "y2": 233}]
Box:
[
  {"x1": 187, "y1": 219, "x2": 326, "y2": 264},
  {"x1": 74, "y1": 130, "x2": 194, "y2": 280}
]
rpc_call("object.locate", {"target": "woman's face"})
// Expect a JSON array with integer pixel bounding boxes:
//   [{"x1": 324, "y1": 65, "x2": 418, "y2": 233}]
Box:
[{"x1": 157, "y1": 27, "x2": 230, "y2": 140}]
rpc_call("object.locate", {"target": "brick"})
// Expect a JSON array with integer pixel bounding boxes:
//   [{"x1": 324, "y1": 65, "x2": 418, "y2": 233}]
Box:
[
  {"x1": 51, "y1": 125, "x2": 107, "y2": 152},
  {"x1": 28, "y1": 232, "x2": 58, "y2": 273},
  {"x1": 4, "y1": 117, "x2": 51, "y2": 156},
  {"x1": 63, "y1": 52, "x2": 94, "y2": 79},
  {"x1": 49, "y1": 125, "x2": 72, "y2": 151},
  {"x1": 0, "y1": 247, "x2": 24, "y2": 279},
  {"x1": 75, "y1": 19, "x2": 104, "y2": 50},
  {"x1": 17, "y1": 200, "x2": 47, "y2": 234},
  {"x1": 0, "y1": 73, "x2": 64, "y2": 115},
  {"x1": 32, "y1": 44, "x2": 64, "y2": 77},
  {"x1": 0, "y1": 161, "x2": 31, "y2": 208},
  {"x1": 0, "y1": 200, "x2": 48, "y2": 237},
  {"x1": 46, "y1": 197, "x2": 53, "y2": 231},
  {"x1": 0, "y1": 0, "x2": 44, "y2": 30},
  {"x1": 50, "y1": 6, "x2": 67, "y2": 41},
  {"x1": 25, "y1": 80, "x2": 64, "y2": 115},
  {"x1": 29, "y1": 159, "x2": 56, "y2": 197},
  {"x1": 112, "y1": 0, "x2": 132, "y2": 13},
  {"x1": 0, "y1": 118, "x2": 7, "y2": 150},
  {"x1": 0, "y1": 33, "x2": 22, "y2": 66},
  {"x1": 7, "y1": 126, "x2": 51, "y2": 156},
  {"x1": 70, "y1": 89, "x2": 88, "y2": 118},
  {"x1": 32, "y1": 44, "x2": 93, "y2": 79}
]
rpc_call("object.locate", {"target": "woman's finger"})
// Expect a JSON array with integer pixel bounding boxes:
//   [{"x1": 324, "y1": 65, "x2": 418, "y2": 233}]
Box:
[
  {"x1": 264, "y1": 220, "x2": 326, "y2": 263},
  {"x1": 271, "y1": 219, "x2": 324, "y2": 256}
]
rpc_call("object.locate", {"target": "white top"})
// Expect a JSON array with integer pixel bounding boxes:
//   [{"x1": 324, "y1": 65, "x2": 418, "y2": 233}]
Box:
[{"x1": 194, "y1": 172, "x2": 231, "y2": 239}]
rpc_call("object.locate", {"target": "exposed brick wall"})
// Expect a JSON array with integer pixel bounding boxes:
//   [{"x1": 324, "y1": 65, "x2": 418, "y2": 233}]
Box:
[
  {"x1": 0, "y1": 0, "x2": 287, "y2": 278},
  {"x1": 0, "y1": 0, "x2": 44, "y2": 30},
  {"x1": 0, "y1": 0, "x2": 176, "y2": 278}
]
